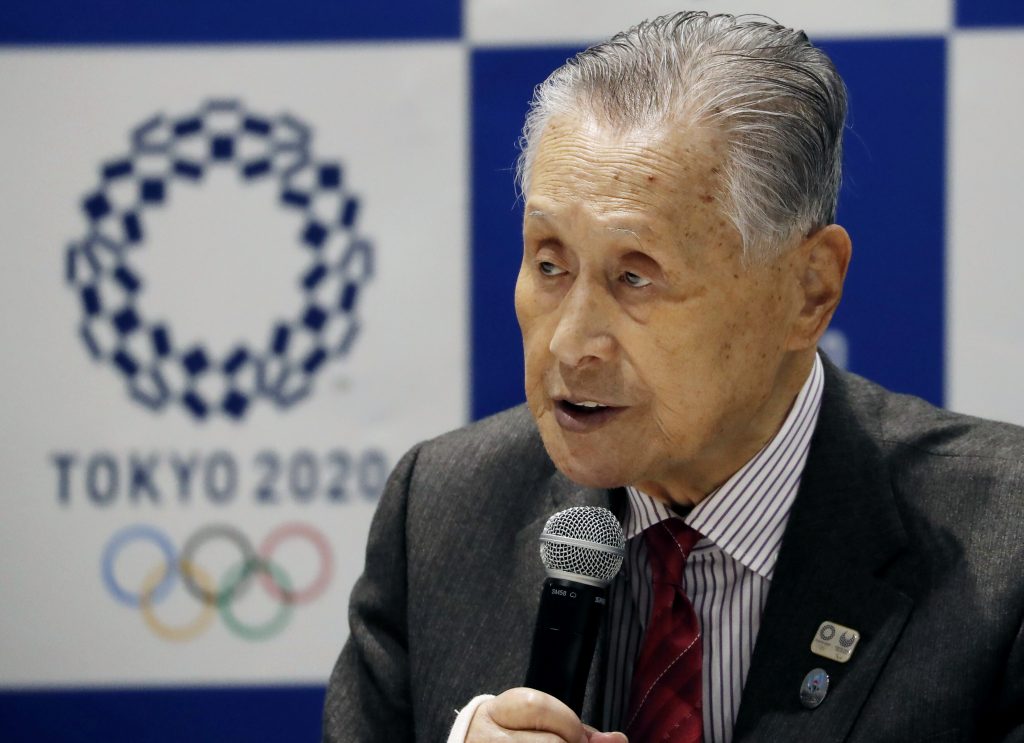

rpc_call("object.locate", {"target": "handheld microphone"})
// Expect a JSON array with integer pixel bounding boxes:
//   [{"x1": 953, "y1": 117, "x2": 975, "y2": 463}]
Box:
[{"x1": 524, "y1": 506, "x2": 625, "y2": 715}]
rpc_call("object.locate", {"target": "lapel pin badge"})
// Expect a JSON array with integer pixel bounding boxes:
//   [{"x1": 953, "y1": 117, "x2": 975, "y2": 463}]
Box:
[
  {"x1": 800, "y1": 667, "x2": 829, "y2": 709},
  {"x1": 811, "y1": 620, "x2": 860, "y2": 663}
]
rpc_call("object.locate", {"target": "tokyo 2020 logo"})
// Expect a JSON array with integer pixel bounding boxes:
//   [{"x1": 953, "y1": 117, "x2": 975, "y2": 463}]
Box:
[
  {"x1": 102, "y1": 522, "x2": 332, "y2": 641},
  {"x1": 64, "y1": 99, "x2": 374, "y2": 420}
]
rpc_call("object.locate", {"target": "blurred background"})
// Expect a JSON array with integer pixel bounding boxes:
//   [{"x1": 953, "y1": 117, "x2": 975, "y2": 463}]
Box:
[{"x1": 1, "y1": 1, "x2": 1021, "y2": 740}]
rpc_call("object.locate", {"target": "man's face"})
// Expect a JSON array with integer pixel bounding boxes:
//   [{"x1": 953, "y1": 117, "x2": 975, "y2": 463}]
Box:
[{"x1": 515, "y1": 115, "x2": 811, "y2": 503}]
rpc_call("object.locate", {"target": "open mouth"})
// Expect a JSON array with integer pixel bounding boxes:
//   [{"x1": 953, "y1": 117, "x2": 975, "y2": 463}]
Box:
[
  {"x1": 559, "y1": 400, "x2": 609, "y2": 413},
  {"x1": 553, "y1": 399, "x2": 624, "y2": 432}
]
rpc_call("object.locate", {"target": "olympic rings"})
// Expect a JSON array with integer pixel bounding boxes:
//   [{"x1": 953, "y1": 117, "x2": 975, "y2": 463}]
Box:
[
  {"x1": 180, "y1": 523, "x2": 257, "y2": 605},
  {"x1": 220, "y1": 559, "x2": 293, "y2": 641},
  {"x1": 140, "y1": 560, "x2": 217, "y2": 642},
  {"x1": 102, "y1": 522, "x2": 333, "y2": 641},
  {"x1": 258, "y1": 522, "x2": 333, "y2": 604},
  {"x1": 102, "y1": 524, "x2": 177, "y2": 607}
]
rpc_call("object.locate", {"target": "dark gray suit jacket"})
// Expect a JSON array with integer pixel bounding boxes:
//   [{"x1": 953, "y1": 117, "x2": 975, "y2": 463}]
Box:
[{"x1": 323, "y1": 362, "x2": 1024, "y2": 742}]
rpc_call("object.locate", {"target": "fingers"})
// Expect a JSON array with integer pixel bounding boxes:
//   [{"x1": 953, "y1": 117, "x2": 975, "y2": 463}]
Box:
[
  {"x1": 465, "y1": 688, "x2": 628, "y2": 743},
  {"x1": 468, "y1": 688, "x2": 587, "y2": 743},
  {"x1": 489, "y1": 688, "x2": 586, "y2": 741}
]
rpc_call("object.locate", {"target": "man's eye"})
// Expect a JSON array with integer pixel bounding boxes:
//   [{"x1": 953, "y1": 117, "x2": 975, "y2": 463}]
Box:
[
  {"x1": 622, "y1": 271, "x2": 652, "y2": 288},
  {"x1": 538, "y1": 261, "x2": 565, "y2": 276}
]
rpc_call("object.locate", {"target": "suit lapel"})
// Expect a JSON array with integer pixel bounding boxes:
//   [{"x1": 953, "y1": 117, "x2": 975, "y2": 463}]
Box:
[{"x1": 733, "y1": 361, "x2": 913, "y2": 742}]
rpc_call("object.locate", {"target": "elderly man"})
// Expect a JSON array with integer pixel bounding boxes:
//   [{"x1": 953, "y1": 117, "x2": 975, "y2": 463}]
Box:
[{"x1": 324, "y1": 11, "x2": 1024, "y2": 743}]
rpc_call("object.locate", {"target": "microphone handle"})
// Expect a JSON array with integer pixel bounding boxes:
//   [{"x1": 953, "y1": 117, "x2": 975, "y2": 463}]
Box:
[{"x1": 525, "y1": 577, "x2": 607, "y2": 715}]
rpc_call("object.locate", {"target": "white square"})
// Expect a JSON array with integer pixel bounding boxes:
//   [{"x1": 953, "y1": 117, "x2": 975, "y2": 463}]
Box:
[
  {"x1": 0, "y1": 43, "x2": 467, "y2": 685},
  {"x1": 947, "y1": 31, "x2": 1024, "y2": 425},
  {"x1": 467, "y1": 0, "x2": 953, "y2": 47}
]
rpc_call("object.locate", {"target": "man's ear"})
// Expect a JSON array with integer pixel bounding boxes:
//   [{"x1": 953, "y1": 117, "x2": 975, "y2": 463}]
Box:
[{"x1": 787, "y1": 224, "x2": 852, "y2": 351}]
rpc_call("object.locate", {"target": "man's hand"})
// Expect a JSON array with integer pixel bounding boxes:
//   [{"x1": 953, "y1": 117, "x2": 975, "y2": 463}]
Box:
[{"x1": 466, "y1": 688, "x2": 627, "y2": 743}]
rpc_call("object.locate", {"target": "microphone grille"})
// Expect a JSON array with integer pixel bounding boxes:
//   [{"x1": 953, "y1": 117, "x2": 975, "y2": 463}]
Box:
[{"x1": 538, "y1": 506, "x2": 625, "y2": 587}]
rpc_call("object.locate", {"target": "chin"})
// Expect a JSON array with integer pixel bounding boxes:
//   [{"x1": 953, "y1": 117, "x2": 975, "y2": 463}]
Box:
[
  {"x1": 560, "y1": 466, "x2": 628, "y2": 490},
  {"x1": 544, "y1": 439, "x2": 632, "y2": 490}
]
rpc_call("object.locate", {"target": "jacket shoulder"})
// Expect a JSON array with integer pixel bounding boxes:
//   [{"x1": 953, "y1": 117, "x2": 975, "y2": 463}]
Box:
[
  {"x1": 839, "y1": 368, "x2": 1024, "y2": 461},
  {"x1": 837, "y1": 369, "x2": 1024, "y2": 548},
  {"x1": 401, "y1": 405, "x2": 557, "y2": 531},
  {"x1": 411, "y1": 404, "x2": 554, "y2": 487}
]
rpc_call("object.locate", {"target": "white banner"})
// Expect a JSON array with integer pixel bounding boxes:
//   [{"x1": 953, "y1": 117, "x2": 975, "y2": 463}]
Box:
[{"x1": 0, "y1": 43, "x2": 467, "y2": 685}]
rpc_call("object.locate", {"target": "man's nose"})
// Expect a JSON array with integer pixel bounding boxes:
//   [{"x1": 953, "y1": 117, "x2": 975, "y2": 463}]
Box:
[{"x1": 548, "y1": 280, "x2": 616, "y2": 368}]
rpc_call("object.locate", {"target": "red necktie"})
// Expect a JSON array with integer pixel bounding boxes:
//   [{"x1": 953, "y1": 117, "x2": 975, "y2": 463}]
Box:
[{"x1": 625, "y1": 519, "x2": 703, "y2": 742}]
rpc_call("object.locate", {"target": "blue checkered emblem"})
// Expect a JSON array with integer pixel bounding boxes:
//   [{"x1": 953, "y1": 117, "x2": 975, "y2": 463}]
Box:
[{"x1": 64, "y1": 100, "x2": 374, "y2": 420}]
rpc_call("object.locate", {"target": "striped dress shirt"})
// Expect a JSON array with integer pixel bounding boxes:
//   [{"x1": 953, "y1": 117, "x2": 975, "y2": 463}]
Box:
[{"x1": 602, "y1": 353, "x2": 825, "y2": 742}]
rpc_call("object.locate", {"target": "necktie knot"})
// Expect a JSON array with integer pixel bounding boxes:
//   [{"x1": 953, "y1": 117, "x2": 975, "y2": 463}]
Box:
[{"x1": 643, "y1": 518, "x2": 701, "y2": 587}]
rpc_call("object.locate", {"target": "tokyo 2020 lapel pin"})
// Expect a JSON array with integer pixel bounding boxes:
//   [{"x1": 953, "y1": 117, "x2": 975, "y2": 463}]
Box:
[{"x1": 811, "y1": 620, "x2": 860, "y2": 663}]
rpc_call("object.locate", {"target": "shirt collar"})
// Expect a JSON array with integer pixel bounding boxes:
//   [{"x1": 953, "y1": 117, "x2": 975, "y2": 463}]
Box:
[{"x1": 623, "y1": 353, "x2": 825, "y2": 580}]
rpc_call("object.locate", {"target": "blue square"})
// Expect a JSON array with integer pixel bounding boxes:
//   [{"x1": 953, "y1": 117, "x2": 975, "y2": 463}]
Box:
[
  {"x1": 957, "y1": 0, "x2": 1024, "y2": 27},
  {"x1": 471, "y1": 47, "x2": 584, "y2": 419},
  {"x1": 319, "y1": 164, "x2": 341, "y2": 188},
  {"x1": 112, "y1": 307, "x2": 140, "y2": 335},
  {"x1": 140, "y1": 178, "x2": 165, "y2": 203},
  {"x1": 211, "y1": 136, "x2": 234, "y2": 160},
  {"x1": 83, "y1": 192, "x2": 110, "y2": 221},
  {"x1": 0, "y1": 0, "x2": 461, "y2": 42},
  {"x1": 820, "y1": 37, "x2": 946, "y2": 406},
  {"x1": 222, "y1": 391, "x2": 249, "y2": 418},
  {"x1": 303, "y1": 305, "x2": 327, "y2": 331},
  {"x1": 182, "y1": 347, "x2": 209, "y2": 376},
  {"x1": 303, "y1": 221, "x2": 327, "y2": 248}
]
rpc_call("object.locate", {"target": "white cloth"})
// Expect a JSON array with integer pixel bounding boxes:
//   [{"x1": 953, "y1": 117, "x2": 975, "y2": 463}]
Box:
[{"x1": 446, "y1": 694, "x2": 494, "y2": 743}]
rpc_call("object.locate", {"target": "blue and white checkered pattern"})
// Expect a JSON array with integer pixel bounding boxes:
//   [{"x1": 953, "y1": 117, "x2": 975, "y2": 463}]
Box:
[
  {"x1": 1, "y1": 2, "x2": 1022, "y2": 741},
  {"x1": 67, "y1": 100, "x2": 372, "y2": 420}
]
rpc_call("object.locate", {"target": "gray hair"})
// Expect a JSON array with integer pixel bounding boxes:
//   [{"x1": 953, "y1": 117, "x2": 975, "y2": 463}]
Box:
[{"x1": 516, "y1": 11, "x2": 847, "y2": 262}]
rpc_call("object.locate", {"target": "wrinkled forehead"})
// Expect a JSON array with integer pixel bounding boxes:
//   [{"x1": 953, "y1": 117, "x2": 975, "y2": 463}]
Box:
[
  {"x1": 524, "y1": 115, "x2": 735, "y2": 244},
  {"x1": 526, "y1": 114, "x2": 729, "y2": 206},
  {"x1": 524, "y1": 115, "x2": 746, "y2": 267}
]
